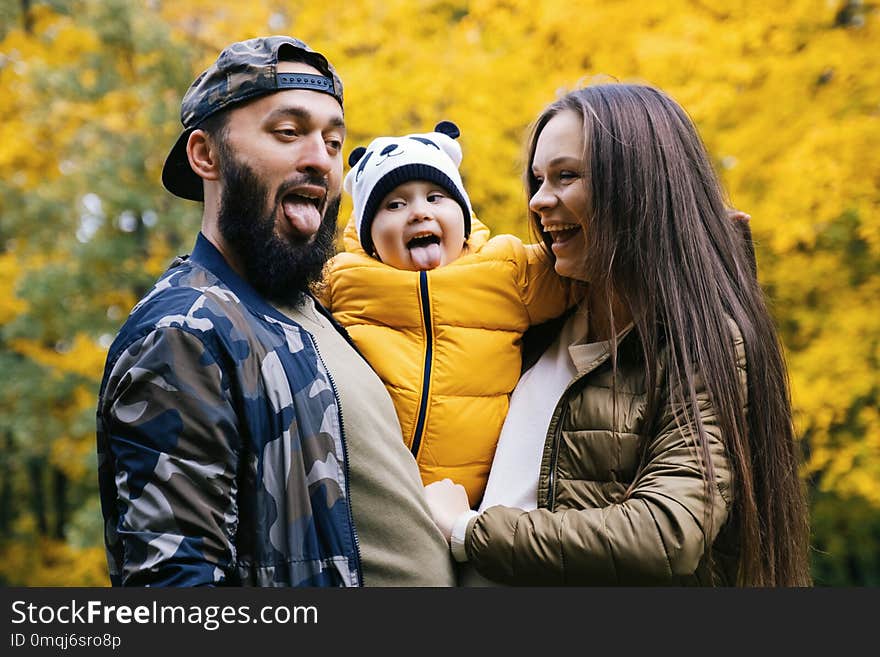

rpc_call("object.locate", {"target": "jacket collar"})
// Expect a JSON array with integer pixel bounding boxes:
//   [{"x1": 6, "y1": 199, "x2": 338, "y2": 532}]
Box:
[
  {"x1": 188, "y1": 232, "x2": 365, "y2": 355},
  {"x1": 189, "y1": 232, "x2": 308, "y2": 326},
  {"x1": 568, "y1": 320, "x2": 635, "y2": 375}
]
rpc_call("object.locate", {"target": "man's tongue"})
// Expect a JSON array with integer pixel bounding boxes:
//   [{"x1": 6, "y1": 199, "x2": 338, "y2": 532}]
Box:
[
  {"x1": 410, "y1": 242, "x2": 442, "y2": 270},
  {"x1": 282, "y1": 197, "x2": 321, "y2": 237}
]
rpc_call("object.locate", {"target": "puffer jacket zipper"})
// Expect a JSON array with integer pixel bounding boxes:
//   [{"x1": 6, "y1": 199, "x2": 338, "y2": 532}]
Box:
[
  {"x1": 546, "y1": 403, "x2": 567, "y2": 512},
  {"x1": 543, "y1": 326, "x2": 626, "y2": 510},
  {"x1": 545, "y1": 368, "x2": 601, "y2": 510},
  {"x1": 410, "y1": 271, "x2": 433, "y2": 459}
]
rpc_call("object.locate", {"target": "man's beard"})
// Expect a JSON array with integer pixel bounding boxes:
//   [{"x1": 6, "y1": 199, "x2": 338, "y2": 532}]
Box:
[{"x1": 216, "y1": 151, "x2": 339, "y2": 308}]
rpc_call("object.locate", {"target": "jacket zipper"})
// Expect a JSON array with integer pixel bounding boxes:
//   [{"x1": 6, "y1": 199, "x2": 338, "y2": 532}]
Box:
[
  {"x1": 306, "y1": 333, "x2": 364, "y2": 587},
  {"x1": 410, "y1": 270, "x2": 433, "y2": 459},
  {"x1": 546, "y1": 403, "x2": 567, "y2": 512},
  {"x1": 546, "y1": 371, "x2": 597, "y2": 511},
  {"x1": 545, "y1": 349, "x2": 615, "y2": 511}
]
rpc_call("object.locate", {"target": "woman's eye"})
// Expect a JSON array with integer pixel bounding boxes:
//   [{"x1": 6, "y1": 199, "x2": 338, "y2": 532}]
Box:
[{"x1": 559, "y1": 171, "x2": 579, "y2": 180}]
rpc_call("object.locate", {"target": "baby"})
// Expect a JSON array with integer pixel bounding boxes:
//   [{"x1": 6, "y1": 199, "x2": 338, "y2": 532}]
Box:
[{"x1": 320, "y1": 121, "x2": 572, "y2": 507}]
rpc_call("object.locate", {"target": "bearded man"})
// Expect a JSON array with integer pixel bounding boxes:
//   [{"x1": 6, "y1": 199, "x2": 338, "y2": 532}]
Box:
[{"x1": 96, "y1": 36, "x2": 455, "y2": 587}]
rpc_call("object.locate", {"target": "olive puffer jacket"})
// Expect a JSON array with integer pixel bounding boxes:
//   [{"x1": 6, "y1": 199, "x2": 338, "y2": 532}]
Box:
[
  {"x1": 465, "y1": 317, "x2": 745, "y2": 585},
  {"x1": 319, "y1": 218, "x2": 571, "y2": 507}
]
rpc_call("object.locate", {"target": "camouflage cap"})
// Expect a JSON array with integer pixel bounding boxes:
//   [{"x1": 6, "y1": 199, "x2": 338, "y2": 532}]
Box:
[{"x1": 162, "y1": 36, "x2": 344, "y2": 202}]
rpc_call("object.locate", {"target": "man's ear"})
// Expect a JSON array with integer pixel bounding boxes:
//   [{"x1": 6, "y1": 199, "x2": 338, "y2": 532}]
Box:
[{"x1": 187, "y1": 129, "x2": 221, "y2": 182}]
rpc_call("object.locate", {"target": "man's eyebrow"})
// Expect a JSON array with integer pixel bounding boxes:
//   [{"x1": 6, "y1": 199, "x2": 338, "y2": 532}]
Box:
[{"x1": 265, "y1": 105, "x2": 346, "y2": 130}]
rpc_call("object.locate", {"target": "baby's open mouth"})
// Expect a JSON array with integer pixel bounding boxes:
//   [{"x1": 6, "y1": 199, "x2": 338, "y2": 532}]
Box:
[
  {"x1": 406, "y1": 233, "x2": 441, "y2": 249},
  {"x1": 406, "y1": 232, "x2": 443, "y2": 270}
]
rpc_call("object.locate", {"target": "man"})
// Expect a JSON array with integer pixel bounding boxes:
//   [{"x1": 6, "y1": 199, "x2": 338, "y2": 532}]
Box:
[{"x1": 97, "y1": 36, "x2": 455, "y2": 587}]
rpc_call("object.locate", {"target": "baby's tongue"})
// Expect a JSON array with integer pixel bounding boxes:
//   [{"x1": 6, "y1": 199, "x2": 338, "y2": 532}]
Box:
[
  {"x1": 410, "y1": 242, "x2": 442, "y2": 270},
  {"x1": 282, "y1": 196, "x2": 321, "y2": 238}
]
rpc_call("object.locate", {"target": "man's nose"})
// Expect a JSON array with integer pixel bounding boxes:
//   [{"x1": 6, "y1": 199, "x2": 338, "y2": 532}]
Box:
[{"x1": 295, "y1": 133, "x2": 333, "y2": 176}]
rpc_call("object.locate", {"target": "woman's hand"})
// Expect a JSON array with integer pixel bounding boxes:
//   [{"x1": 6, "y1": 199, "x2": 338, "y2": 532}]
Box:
[
  {"x1": 424, "y1": 479, "x2": 470, "y2": 541},
  {"x1": 726, "y1": 208, "x2": 751, "y2": 223},
  {"x1": 726, "y1": 207, "x2": 757, "y2": 275}
]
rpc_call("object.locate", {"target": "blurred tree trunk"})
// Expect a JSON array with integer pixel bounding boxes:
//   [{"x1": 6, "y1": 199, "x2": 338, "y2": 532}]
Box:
[
  {"x1": 52, "y1": 468, "x2": 67, "y2": 540},
  {"x1": 21, "y1": 0, "x2": 32, "y2": 34},
  {"x1": 0, "y1": 431, "x2": 12, "y2": 533},
  {"x1": 27, "y1": 458, "x2": 47, "y2": 536}
]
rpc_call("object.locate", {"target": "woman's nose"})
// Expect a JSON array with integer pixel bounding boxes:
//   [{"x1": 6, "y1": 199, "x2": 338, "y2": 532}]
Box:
[{"x1": 529, "y1": 183, "x2": 555, "y2": 215}]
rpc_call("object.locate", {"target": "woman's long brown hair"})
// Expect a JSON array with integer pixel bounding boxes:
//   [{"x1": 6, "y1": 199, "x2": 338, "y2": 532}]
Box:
[{"x1": 526, "y1": 84, "x2": 811, "y2": 586}]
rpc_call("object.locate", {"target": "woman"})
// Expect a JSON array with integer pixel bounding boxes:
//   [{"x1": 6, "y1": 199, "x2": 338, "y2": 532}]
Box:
[{"x1": 425, "y1": 84, "x2": 812, "y2": 586}]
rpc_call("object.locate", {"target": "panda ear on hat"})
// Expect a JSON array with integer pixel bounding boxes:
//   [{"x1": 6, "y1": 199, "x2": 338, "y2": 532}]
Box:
[
  {"x1": 423, "y1": 120, "x2": 463, "y2": 167},
  {"x1": 344, "y1": 146, "x2": 369, "y2": 194},
  {"x1": 348, "y1": 146, "x2": 367, "y2": 167},
  {"x1": 434, "y1": 120, "x2": 460, "y2": 140}
]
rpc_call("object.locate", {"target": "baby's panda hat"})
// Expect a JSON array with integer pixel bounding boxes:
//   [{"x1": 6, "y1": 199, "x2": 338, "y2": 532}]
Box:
[{"x1": 343, "y1": 121, "x2": 472, "y2": 256}]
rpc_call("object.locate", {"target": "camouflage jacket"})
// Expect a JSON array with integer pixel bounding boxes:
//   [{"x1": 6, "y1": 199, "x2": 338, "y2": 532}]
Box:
[{"x1": 97, "y1": 233, "x2": 362, "y2": 586}]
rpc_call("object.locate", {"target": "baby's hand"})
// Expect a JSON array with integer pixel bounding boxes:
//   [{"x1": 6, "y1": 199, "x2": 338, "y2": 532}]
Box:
[{"x1": 424, "y1": 479, "x2": 470, "y2": 541}]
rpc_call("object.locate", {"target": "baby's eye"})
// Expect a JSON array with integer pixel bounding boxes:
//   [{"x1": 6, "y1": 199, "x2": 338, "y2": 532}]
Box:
[
  {"x1": 427, "y1": 192, "x2": 447, "y2": 202},
  {"x1": 385, "y1": 199, "x2": 405, "y2": 210}
]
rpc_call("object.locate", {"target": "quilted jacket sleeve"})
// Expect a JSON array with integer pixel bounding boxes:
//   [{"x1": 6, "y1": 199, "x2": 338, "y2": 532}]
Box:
[
  {"x1": 98, "y1": 327, "x2": 240, "y2": 586},
  {"x1": 517, "y1": 242, "x2": 576, "y2": 326},
  {"x1": 465, "y1": 331, "x2": 745, "y2": 585}
]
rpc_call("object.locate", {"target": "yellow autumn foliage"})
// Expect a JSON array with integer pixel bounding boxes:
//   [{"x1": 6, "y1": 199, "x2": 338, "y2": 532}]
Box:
[
  {"x1": 9, "y1": 334, "x2": 106, "y2": 382},
  {"x1": 0, "y1": 252, "x2": 29, "y2": 324},
  {"x1": 1, "y1": 0, "x2": 877, "y2": 584},
  {"x1": 0, "y1": 538, "x2": 108, "y2": 587}
]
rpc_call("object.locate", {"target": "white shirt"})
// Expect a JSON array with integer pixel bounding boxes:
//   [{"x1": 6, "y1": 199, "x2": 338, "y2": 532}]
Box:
[
  {"x1": 477, "y1": 309, "x2": 587, "y2": 513},
  {"x1": 454, "y1": 310, "x2": 612, "y2": 582}
]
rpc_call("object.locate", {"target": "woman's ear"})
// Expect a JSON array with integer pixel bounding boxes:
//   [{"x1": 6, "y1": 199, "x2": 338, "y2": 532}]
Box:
[{"x1": 187, "y1": 129, "x2": 221, "y2": 182}]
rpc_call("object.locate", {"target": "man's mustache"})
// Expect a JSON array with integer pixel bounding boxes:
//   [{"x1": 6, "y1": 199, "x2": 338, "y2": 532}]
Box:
[{"x1": 274, "y1": 174, "x2": 330, "y2": 208}]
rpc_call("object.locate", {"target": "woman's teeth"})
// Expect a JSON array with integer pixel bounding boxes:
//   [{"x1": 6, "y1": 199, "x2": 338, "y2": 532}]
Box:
[{"x1": 544, "y1": 224, "x2": 580, "y2": 241}]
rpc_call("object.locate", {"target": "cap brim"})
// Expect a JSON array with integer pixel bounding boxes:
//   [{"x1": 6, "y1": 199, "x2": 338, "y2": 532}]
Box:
[{"x1": 162, "y1": 129, "x2": 204, "y2": 202}]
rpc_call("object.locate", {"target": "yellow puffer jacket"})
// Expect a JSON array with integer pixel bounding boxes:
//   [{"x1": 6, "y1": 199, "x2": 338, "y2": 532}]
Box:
[{"x1": 319, "y1": 217, "x2": 570, "y2": 507}]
